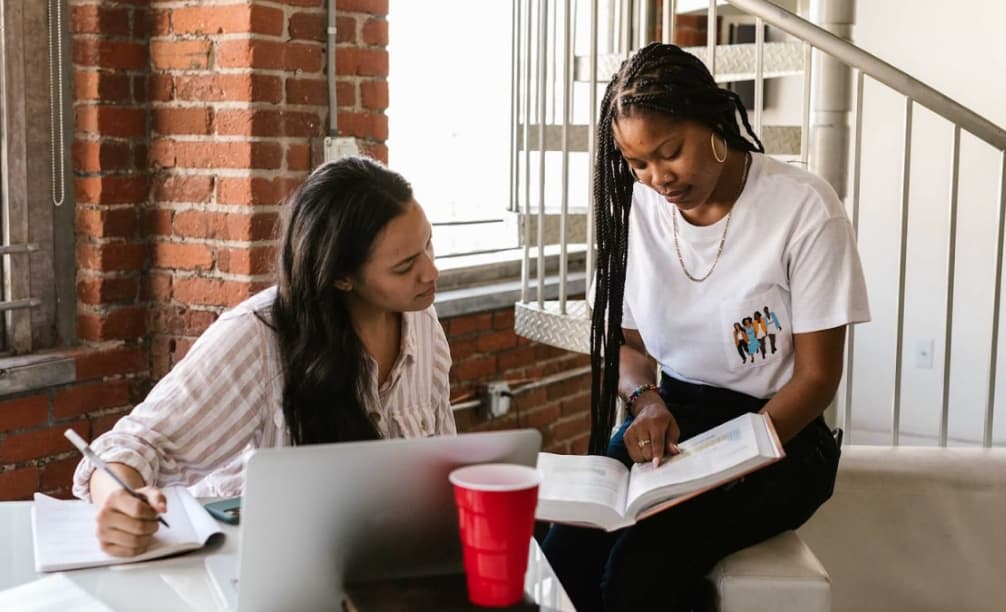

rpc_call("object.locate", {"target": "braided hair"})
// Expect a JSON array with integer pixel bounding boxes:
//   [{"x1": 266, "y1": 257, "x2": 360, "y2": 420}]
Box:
[{"x1": 588, "y1": 43, "x2": 766, "y2": 454}]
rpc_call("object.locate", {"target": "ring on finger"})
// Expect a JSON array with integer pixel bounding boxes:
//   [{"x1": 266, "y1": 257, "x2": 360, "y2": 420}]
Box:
[{"x1": 637, "y1": 438, "x2": 652, "y2": 449}]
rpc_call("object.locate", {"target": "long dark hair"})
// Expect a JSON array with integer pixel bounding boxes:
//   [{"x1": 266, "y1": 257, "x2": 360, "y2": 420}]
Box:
[
  {"x1": 589, "y1": 43, "x2": 765, "y2": 454},
  {"x1": 268, "y1": 156, "x2": 413, "y2": 445}
]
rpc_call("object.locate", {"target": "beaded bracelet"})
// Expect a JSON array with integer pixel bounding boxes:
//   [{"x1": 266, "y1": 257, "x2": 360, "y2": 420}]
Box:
[{"x1": 625, "y1": 383, "x2": 659, "y2": 413}]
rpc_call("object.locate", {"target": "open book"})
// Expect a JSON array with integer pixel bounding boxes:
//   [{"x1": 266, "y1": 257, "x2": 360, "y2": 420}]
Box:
[
  {"x1": 31, "y1": 486, "x2": 223, "y2": 572},
  {"x1": 536, "y1": 412, "x2": 784, "y2": 531}
]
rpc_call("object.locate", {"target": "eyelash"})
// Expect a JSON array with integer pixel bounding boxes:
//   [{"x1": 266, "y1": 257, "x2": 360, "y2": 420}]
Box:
[
  {"x1": 395, "y1": 239, "x2": 433, "y2": 274},
  {"x1": 629, "y1": 147, "x2": 680, "y2": 170},
  {"x1": 661, "y1": 146, "x2": 681, "y2": 160}
]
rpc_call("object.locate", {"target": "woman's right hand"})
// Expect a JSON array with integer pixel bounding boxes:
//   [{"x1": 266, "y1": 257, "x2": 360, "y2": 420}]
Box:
[
  {"x1": 95, "y1": 487, "x2": 167, "y2": 557},
  {"x1": 623, "y1": 393, "x2": 682, "y2": 464}
]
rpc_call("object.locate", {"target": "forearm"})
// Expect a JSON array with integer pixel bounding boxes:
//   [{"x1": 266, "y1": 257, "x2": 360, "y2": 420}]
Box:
[
  {"x1": 762, "y1": 326, "x2": 846, "y2": 443},
  {"x1": 89, "y1": 463, "x2": 146, "y2": 506},
  {"x1": 618, "y1": 343, "x2": 661, "y2": 416},
  {"x1": 760, "y1": 374, "x2": 838, "y2": 443}
]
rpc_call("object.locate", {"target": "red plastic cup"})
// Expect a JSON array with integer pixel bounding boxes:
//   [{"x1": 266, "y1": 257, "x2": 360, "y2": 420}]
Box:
[{"x1": 449, "y1": 463, "x2": 541, "y2": 607}]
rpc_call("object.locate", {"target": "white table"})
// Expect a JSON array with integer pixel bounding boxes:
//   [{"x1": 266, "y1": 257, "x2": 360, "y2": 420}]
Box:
[{"x1": 0, "y1": 501, "x2": 574, "y2": 611}]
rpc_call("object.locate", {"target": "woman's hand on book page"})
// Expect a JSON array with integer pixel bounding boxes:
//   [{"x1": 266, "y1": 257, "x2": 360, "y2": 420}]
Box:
[
  {"x1": 624, "y1": 400, "x2": 681, "y2": 465},
  {"x1": 95, "y1": 486, "x2": 167, "y2": 557}
]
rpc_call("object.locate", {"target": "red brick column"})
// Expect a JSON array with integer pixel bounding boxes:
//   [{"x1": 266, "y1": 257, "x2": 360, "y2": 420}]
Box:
[
  {"x1": 332, "y1": 0, "x2": 389, "y2": 162},
  {"x1": 72, "y1": 1, "x2": 149, "y2": 346},
  {"x1": 144, "y1": 0, "x2": 389, "y2": 376},
  {"x1": 146, "y1": 0, "x2": 299, "y2": 375}
]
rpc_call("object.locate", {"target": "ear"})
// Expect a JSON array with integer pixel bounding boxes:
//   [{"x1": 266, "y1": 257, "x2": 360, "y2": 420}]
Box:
[{"x1": 334, "y1": 278, "x2": 353, "y2": 292}]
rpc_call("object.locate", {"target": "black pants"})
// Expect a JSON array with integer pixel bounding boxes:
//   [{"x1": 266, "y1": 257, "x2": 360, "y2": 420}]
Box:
[{"x1": 540, "y1": 374, "x2": 840, "y2": 612}]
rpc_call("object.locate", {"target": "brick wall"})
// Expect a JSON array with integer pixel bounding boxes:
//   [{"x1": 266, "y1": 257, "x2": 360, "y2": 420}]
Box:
[
  {"x1": 0, "y1": 0, "x2": 157, "y2": 503},
  {"x1": 444, "y1": 308, "x2": 592, "y2": 455},
  {"x1": 0, "y1": 0, "x2": 593, "y2": 501}
]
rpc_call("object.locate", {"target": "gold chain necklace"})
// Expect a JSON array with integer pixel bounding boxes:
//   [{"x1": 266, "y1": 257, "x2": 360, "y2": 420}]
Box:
[{"x1": 672, "y1": 152, "x2": 751, "y2": 283}]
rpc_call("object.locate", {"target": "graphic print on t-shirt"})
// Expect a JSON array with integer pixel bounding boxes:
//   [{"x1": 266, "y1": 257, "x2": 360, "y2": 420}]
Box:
[{"x1": 723, "y1": 289, "x2": 787, "y2": 370}]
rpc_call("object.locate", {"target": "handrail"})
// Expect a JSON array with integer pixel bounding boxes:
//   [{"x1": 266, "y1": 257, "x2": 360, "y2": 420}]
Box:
[{"x1": 725, "y1": 0, "x2": 1006, "y2": 152}]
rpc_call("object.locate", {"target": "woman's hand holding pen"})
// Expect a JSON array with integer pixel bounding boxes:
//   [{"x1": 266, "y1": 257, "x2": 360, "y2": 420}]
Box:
[
  {"x1": 85, "y1": 458, "x2": 168, "y2": 557},
  {"x1": 95, "y1": 485, "x2": 167, "y2": 557},
  {"x1": 624, "y1": 394, "x2": 682, "y2": 466}
]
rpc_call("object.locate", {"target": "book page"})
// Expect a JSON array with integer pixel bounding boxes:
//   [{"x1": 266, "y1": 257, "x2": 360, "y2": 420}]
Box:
[
  {"x1": 536, "y1": 453, "x2": 630, "y2": 515},
  {"x1": 32, "y1": 486, "x2": 217, "y2": 572},
  {"x1": 176, "y1": 486, "x2": 226, "y2": 543},
  {"x1": 624, "y1": 413, "x2": 763, "y2": 514}
]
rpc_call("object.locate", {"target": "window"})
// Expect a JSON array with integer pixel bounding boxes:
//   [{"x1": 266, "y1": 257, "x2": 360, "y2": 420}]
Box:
[
  {"x1": 0, "y1": 0, "x2": 75, "y2": 357},
  {"x1": 388, "y1": 0, "x2": 518, "y2": 259}
]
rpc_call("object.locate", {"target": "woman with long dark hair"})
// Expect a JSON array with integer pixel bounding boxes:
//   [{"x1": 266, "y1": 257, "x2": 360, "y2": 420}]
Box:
[
  {"x1": 541, "y1": 43, "x2": 870, "y2": 611},
  {"x1": 72, "y1": 157, "x2": 453, "y2": 556}
]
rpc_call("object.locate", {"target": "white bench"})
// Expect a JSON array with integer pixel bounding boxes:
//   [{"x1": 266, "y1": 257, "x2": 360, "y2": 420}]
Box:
[
  {"x1": 708, "y1": 530, "x2": 830, "y2": 612},
  {"x1": 798, "y1": 445, "x2": 1006, "y2": 612},
  {"x1": 709, "y1": 445, "x2": 1006, "y2": 612}
]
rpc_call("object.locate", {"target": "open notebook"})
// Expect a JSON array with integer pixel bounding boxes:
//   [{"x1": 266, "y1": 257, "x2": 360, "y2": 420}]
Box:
[{"x1": 31, "y1": 486, "x2": 223, "y2": 572}]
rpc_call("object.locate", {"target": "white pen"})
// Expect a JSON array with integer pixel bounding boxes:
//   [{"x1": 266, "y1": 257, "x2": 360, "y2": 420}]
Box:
[{"x1": 64, "y1": 429, "x2": 170, "y2": 528}]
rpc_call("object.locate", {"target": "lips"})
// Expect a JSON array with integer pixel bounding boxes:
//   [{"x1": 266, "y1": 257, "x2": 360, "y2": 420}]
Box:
[
  {"x1": 661, "y1": 186, "x2": 690, "y2": 202},
  {"x1": 417, "y1": 285, "x2": 436, "y2": 298}
]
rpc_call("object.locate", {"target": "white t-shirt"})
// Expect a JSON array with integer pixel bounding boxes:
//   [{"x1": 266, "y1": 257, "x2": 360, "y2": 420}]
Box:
[{"x1": 622, "y1": 153, "x2": 870, "y2": 399}]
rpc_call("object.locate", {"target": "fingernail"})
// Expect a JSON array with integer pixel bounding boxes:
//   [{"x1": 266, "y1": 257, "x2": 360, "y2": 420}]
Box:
[{"x1": 652, "y1": 457, "x2": 660, "y2": 468}]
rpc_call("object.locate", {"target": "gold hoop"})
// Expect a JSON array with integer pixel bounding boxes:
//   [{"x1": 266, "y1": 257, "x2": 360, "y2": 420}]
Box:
[{"x1": 710, "y1": 132, "x2": 727, "y2": 164}]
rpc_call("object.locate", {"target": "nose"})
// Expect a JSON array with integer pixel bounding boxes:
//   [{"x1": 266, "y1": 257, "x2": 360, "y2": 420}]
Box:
[
  {"x1": 420, "y1": 253, "x2": 438, "y2": 283},
  {"x1": 638, "y1": 164, "x2": 673, "y2": 191},
  {"x1": 647, "y1": 169, "x2": 664, "y2": 191}
]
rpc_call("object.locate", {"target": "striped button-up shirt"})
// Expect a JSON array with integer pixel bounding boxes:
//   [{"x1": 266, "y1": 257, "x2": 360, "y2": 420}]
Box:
[{"x1": 72, "y1": 287, "x2": 455, "y2": 501}]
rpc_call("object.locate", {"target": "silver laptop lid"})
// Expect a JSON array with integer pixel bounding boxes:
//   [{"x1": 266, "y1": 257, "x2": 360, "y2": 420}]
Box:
[{"x1": 237, "y1": 429, "x2": 541, "y2": 612}]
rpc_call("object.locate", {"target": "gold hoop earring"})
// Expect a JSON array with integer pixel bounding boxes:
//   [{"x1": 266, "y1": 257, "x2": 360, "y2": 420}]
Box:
[{"x1": 710, "y1": 132, "x2": 727, "y2": 164}]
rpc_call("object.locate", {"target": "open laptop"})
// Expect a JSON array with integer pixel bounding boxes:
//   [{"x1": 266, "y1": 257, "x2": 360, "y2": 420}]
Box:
[{"x1": 205, "y1": 429, "x2": 541, "y2": 612}]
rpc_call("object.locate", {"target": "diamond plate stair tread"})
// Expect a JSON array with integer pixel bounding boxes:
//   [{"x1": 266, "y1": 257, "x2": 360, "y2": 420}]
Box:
[
  {"x1": 574, "y1": 41, "x2": 804, "y2": 84},
  {"x1": 514, "y1": 300, "x2": 591, "y2": 355}
]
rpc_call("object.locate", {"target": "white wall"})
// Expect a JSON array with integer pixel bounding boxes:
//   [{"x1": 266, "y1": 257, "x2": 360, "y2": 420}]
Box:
[{"x1": 843, "y1": 0, "x2": 1006, "y2": 445}]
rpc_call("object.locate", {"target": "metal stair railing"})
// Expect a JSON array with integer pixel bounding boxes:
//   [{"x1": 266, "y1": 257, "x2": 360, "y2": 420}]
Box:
[{"x1": 725, "y1": 0, "x2": 1005, "y2": 448}]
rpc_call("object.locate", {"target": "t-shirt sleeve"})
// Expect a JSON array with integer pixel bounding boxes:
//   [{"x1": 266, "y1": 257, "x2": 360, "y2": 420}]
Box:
[
  {"x1": 589, "y1": 268, "x2": 639, "y2": 330},
  {"x1": 622, "y1": 290, "x2": 638, "y2": 330},
  {"x1": 788, "y1": 216, "x2": 871, "y2": 334},
  {"x1": 621, "y1": 236, "x2": 639, "y2": 331}
]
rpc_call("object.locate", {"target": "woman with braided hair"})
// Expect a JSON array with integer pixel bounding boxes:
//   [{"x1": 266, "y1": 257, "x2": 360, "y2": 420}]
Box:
[{"x1": 541, "y1": 43, "x2": 870, "y2": 611}]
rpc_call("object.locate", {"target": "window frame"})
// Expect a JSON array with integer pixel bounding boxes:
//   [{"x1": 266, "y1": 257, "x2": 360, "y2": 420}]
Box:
[{"x1": 0, "y1": 0, "x2": 75, "y2": 360}]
